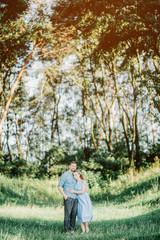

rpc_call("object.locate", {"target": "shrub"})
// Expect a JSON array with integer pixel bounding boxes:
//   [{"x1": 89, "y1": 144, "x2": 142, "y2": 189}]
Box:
[
  {"x1": 36, "y1": 146, "x2": 66, "y2": 178},
  {"x1": 79, "y1": 149, "x2": 129, "y2": 180}
]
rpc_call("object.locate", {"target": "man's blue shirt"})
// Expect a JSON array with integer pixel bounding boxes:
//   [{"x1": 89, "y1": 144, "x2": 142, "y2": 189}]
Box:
[{"x1": 58, "y1": 170, "x2": 77, "y2": 199}]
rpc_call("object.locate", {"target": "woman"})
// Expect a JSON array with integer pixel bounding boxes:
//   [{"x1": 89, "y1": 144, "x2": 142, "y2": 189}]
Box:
[{"x1": 69, "y1": 170, "x2": 93, "y2": 234}]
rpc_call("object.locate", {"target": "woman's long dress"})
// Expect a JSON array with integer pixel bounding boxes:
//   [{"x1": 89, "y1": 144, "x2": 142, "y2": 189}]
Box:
[{"x1": 75, "y1": 180, "x2": 93, "y2": 224}]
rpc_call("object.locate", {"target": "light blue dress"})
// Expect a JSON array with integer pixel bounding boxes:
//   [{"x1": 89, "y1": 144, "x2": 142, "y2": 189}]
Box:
[{"x1": 75, "y1": 180, "x2": 93, "y2": 224}]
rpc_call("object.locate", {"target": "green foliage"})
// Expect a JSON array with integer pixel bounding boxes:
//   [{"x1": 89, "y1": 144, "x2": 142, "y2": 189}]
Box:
[
  {"x1": 10, "y1": 156, "x2": 29, "y2": 177},
  {"x1": 0, "y1": 151, "x2": 12, "y2": 175},
  {"x1": 0, "y1": 175, "x2": 61, "y2": 206},
  {"x1": 71, "y1": 148, "x2": 129, "y2": 180},
  {"x1": 0, "y1": 0, "x2": 160, "y2": 178},
  {"x1": 49, "y1": 164, "x2": 68, "y2": 176},
  {"x1": 0, "y1": 151, "x2": 5, "y2": 172},
  {"x1": 135, "y1": 141, "x2": 160, "y2": 168},
  {"x1": 0, "y1": 143, "x2": 160, "y2": 181},
  {"x1": 35, "y1": 146, "x2": 66, "y2": 178},
  {"x1": 0, "y1": 164, "x2": 159, "y2": 207},
  {"x1": 0, "y1": 0, "x2": 28, "y2": 23},
  {"x1": 0, "y1": 8, "x2": 31, "y2": 71},
  {"x1": 54, "y1": 0, "x2": 160, "y2": 54},
  {"x1": 0, "y1": 152, "x2": 35, "y2": 178},
  {"x1": 146, "y1": 142, "x2": 160, "y2": 164},
  {"x1": 112, "y1": 141, "x2": 129, "y2": 158}
]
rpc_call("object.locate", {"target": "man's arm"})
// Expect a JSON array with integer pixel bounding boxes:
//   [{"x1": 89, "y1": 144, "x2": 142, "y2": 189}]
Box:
[
  {"x1": 58, "y1": 174, "x2": 69, "y2": 200},
  {"x1": 58, "y1": 186, "x2": 69, "y2": 200},
  {"x1": 69, "y1": 183, "x2": 88, "y2": 194}
]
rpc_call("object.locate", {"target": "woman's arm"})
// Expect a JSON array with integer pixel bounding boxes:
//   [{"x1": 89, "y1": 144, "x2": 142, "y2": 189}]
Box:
[{"x1": 69, "y1": 183, "x2": 88, "y2": 194}]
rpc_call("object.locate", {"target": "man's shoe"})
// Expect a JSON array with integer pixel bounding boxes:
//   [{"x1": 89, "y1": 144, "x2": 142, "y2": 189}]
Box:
[
  {"x1": 65, "y1": 232, "x2": 71, "y2": 235},
  {"x1": 70, "y1": 231, "x2": 75, "y2": 234}
]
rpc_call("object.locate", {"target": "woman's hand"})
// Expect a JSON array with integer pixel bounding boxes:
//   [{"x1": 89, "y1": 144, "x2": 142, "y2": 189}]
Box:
[{"x1": 68, "y1": 189, "x2": 74, "y2": 193}]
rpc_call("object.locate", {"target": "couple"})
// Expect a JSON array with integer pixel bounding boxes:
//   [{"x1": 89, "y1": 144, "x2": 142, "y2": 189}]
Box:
[{"x1": 58, "y1": 161, "x2": 93, "y2": 234}]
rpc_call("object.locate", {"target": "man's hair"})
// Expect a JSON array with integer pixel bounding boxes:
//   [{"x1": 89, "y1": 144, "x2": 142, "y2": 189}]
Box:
[{"x1": 69, "y1": 161, "x2": 77, "y2": 166}]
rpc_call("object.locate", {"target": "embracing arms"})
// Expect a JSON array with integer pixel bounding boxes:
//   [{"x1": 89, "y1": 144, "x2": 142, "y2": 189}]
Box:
[{"x1": 69, "y1": 183, "x2": 88, "y2": 194}]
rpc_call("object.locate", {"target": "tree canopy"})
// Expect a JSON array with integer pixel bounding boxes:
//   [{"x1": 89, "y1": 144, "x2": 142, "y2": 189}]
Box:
[{"x1": 0, "y1": 0, "x2": 160, "y2": 178}]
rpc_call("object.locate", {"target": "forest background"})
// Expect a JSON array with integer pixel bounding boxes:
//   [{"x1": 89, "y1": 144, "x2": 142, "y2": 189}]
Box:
[{"x1": 0, "y1": 0, "x2": 160, "y2": 180}]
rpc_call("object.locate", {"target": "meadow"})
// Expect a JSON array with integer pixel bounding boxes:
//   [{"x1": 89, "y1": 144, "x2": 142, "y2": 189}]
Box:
[{"x1": 0, "y1": 166, "x2": 160, "y2": 240}]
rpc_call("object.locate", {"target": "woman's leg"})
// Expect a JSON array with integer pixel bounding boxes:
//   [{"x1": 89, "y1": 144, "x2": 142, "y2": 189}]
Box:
[
  {"x1": 84, "y1": 222, "x2": 89, "y2": 232},
  {"x1": 81, "y1": 223, "x2": 85, "y2": 233}
]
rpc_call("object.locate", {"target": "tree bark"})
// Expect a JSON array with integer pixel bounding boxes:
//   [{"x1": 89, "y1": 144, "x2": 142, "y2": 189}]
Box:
[
  {"x1": 0, "y1": 47, "x2": 36, "y2": 150},
  {"x1": 150, "y1": 96, "x2": 156, "y2": 144},
  {"x1": 90, "y1": 117, "x2": 98, "y2": 149},
  {"x1": 26, "y1": 104, "x2": 40, "y2": 161},
  {"x1": 112, "y1": 103, "x2": 119, "y2": 143},
  {"x1": 112, "y1": 61, "x2": 132, "y2": 163},
  {"x1": 6, "y1": 116, "x2": 13, "y2": 162},
  {"x1": 131, "y1": 64, "x2": 140, "y2": 168}
]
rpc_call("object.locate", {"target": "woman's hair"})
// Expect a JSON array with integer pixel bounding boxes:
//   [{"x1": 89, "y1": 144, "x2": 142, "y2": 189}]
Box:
[{"x1": 75, "y1": 169, "x2": 85, "y2": 180}]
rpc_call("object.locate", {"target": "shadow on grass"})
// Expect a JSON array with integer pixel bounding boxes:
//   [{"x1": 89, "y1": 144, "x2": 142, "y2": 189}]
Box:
[
  {"x1": 0, "y1": 185, "x2": 22, "y2": 202},
  {"x1": 107, "y1": 175, "x2": 160, "y2": 204},
  {"x1": 128, "y1": 234, "x2": 160, "y2": 240},
  {"x1": 0, "y1": 209, "x2": 159, "y2": 240}
]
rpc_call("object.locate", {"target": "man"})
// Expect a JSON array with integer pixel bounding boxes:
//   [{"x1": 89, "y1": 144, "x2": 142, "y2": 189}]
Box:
[{"x1": 58, "y1": 161, "x2": 78, "y2": 234}]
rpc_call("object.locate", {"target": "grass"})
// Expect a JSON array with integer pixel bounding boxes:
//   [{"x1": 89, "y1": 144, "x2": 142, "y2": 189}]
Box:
[
  {"x1": 0, "y1": 176, "x2": 61, "y2": 206},
  {"x1": 0, "y1": 205, "x2": 159, "y2": 239},
  {"x1": 0, "y1": 166, "x2": 160, "y2": 240}
]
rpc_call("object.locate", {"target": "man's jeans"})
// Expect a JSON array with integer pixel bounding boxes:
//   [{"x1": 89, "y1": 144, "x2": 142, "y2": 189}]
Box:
[{"x1": 64, "y1": 197, "x2": 78, "y2": 232}]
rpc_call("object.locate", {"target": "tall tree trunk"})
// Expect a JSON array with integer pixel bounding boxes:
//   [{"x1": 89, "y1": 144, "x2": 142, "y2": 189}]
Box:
[
  {"x1": 26, "y1": 104, "x2": 40, "y2": 161},
  {"x1": 6, "y1": 116, "x2": 13, "y2": 162},
  {"x1": 55, "y1": 105, "x2": 61, "y2": 146},
  {"x1": 153, "y1": 55, "x2": 160, "y2": 74},
  {"x1": 90, "y1": 117, "x2": 98, "y2": 149},
  {"x1": 112, "y1": 61, "x2": 132, "y2": 163},
  {"x1": 14, "y1": 109, "x2": 20, "y2": 154},
  {"x1": 51, "y1": 114, "x2": 55, "y2": 145},
  {"x1": 19, "y1": 117, "x2": 23, "y2": 157},
  {"x1": 0, "y1": 46, "x2": 36, "y2": 150},
  {"x1": 112, "y1": 103, "x2": 119, "y2": 143},
  {"x1": 150, "y1": 96, "x2": 156, "y2": 144},
  {"x1": 89, "y1": 59, "x2": 114, "y2": 151},
  {"x1": 131, "y1": 64, "x2": 140, "y2": 168},
  {"x1": 137, "y1": 48, "x2": 160, "y2": 112},
  {"x1": 82, "y1": 77, "x2": 89, "y2": 149}
]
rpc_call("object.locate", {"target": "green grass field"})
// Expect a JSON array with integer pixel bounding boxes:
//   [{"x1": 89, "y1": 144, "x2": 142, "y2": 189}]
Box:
[{"x1": 0, "y1": 166, "x2": 160, "y2": 240}]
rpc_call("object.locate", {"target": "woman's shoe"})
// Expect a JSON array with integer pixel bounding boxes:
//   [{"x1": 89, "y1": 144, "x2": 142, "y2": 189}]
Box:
[
  {"x1": 86, "y1": 228, "x2": 89, "y2": 233},
  {"x1": 81, "y1": 231, "x2": 85, "y2": 235}
]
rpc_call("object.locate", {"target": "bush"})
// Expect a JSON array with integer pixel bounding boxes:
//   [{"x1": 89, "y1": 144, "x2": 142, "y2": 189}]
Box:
[
  {"x1": 11, "y1": 156, "x2": 29, "y2": 177},
  {"x1": 78, "y1": 149, "x2": 129, "y2": 180},
  {"x1": 36, "y1": 146, "x2": 66, "y2": 178},
  {"x1": 0, "y1": 151, "x2": 6, "y2": 173},
  {"x1": 146, "y1": 142, "x2": 160, "y2": 165}
]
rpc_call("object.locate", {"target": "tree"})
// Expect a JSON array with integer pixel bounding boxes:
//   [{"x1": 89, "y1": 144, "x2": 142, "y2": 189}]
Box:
[
  {"x1": 51, "y1": 0, "x2": 160, "y2": 168},
  {"x1": 0, "y1": 0, "x2": 76, "y2": 150}
]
